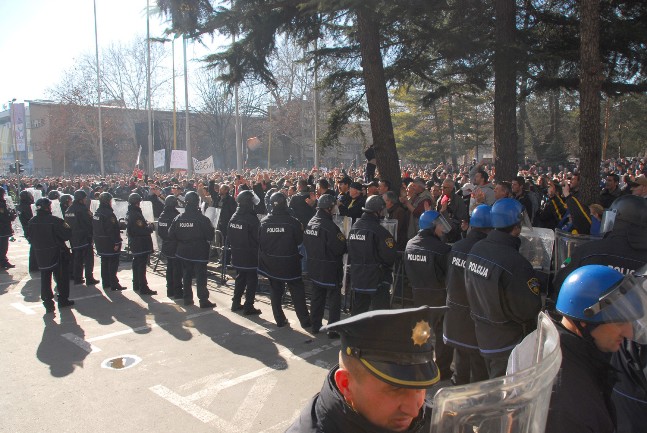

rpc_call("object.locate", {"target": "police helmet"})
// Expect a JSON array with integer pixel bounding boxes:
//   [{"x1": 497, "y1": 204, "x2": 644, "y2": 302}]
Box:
[
  {"x1": 19, "y1": 190, "x2": 34, "y2": 203},
  {"x1": 47, "y1": 190, "x2": 60, "y2": 201},
  {"x1": 236, "y1": 190, "x2": 260, "y2": 208},
  {"x1": 184, "y1": 191, "x2": 200, "y2": 208},
  {"x1": 470, "y1": 204, "x2": 492, "y2": 228},
  {"x1": 35, "y1": 198, "x2": 52, "y2": 211},
  {"x1": 128, "y1": 193, "x2": 142, "y2": 205},
  {"x1": 164, "y1": 195, "x2": 178, "y2": 208},
  {"x1": 556, "y1": 265, "x2": 645, "y2": 325},
  {"x1": 419, "y1": 210, "x2": 441, "y2": 231},
  {"x1": 362, "y1": 195, "x2": 386, "y2": 214},
  {"x1": 600, "y1": 194, "x2": 647, "y2": 233},
  {"x1": 60, "y1": 194, "x2": 72, "y2": 205},
  {"x1": 490, "y1": 198, "x2": 524, "y2": 228},
  {"x1": 73, "y1": 189, "x2": 87, "y2": 201},
  {"x1": 270, "y1": 192, "x2": 287, "y2": 210},
  {"x1": 317, "y1": 194, "x2": 336, "y2": 210},
  {"x1": 99, "y1": 192, "x2": 113, "y2": 206}
]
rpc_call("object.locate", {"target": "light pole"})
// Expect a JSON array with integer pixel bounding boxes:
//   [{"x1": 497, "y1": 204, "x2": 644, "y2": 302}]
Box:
[
  {"x1": 8, "y1": 99, "x2": 20, "y2": 192},
  {"x1": 93, "y1": 0, "x2": 105, "y2": 175},
  {"x1": 183, "y1": 34, "x2": 192, "y2": 176},
  {"x1": 146, "y1": 0, "x2": 154, "y2": 176}
]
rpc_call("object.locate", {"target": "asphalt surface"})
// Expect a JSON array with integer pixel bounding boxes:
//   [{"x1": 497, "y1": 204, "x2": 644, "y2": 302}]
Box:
[{"x1": 0, "y1": 229, "x2": 343, "y2": 433}]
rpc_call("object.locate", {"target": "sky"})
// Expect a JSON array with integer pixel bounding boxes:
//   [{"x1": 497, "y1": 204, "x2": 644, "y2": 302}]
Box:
[{"x1": 0, "y1": 0, "x2": 222, "y2": 109}]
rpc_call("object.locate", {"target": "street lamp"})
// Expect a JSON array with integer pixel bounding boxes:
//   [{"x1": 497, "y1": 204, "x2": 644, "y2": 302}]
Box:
[{"x1": 8, "y1": 98, "x2": 22, "y2": 192}]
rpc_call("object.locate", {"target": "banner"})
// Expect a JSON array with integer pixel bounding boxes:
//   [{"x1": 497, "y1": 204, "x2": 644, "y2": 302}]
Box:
[
  {"x1": 154, "y1": 149, "x2": 165, "y2": 168},
  {"x1": 170, "y1": 150, "x2": 188, "y2": 169},
  {"x1": 192, "y1": 155, "x2": 215, "y2": 174},
  {"x1": 12, "y1": 103, "x2": 26, "y2": 152}
]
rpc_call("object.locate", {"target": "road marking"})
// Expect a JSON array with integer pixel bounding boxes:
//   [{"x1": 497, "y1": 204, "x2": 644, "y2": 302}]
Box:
[
  {"x1": 87, "y1": 323, "x2": 163, "y2": 342},
  {"x1": 258, "y1": 408, "x2": 302, "y2": 433},
  {"x1": 62, "y1": 332, "x2": 102, "y2": 353},
  {"x1": 10, "y1": 302, "x2": 36, "y2": 315},
  {"x1": 150, "y1": 385, "x2": 219, "y2": 424},
  {"x1": 231, "y1": 375, "x2": 277, "y2": 432},
  {"x1": 72, "y1": 293, "x2": 104, "y2": 301}
]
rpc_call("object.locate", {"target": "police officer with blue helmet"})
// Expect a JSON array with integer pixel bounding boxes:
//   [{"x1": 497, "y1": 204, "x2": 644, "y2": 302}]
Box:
[
  {"x1": 464, "y1": 198, "x2": 542, "y2": 378},
  {"x1": 404, "y1": 210, "x2": 453, "y2": 380},
  {"x1": 547, "y1": 264, "x2": 647, "y2": 433},
  {"x1": 443, "y1": 204, "x2": 492, "y2": 385}
]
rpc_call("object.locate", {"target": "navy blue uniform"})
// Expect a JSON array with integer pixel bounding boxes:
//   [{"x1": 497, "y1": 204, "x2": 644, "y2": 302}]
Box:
[
  {"x1": 65, "y1": 200, "x2": 95, "y2": 283},
  {"x1": 93, "y1": 203, "x2": 124, "y2": 290},
  {"x1": 158, "y1": 205, "x2": 182, "y2": 298},
  {"x1": 227, "y1": 205, "x2": 260, "y2": 312},
  {"x1": 126, "y1": 204, "x2": 154, "y2": 293}
]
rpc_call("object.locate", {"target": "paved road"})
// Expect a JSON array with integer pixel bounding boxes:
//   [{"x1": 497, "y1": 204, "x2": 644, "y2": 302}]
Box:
[{"x1": 1, "y1": 230, "x2": 341, "y2": 433}]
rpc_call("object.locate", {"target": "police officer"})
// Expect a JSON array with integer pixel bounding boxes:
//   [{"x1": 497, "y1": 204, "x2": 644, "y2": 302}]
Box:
[
  {"x1": 0, "y1": 187, "x2": 16, "y2": 269},
  {"x1": 347, "y1": 195, "x2": 398, "y2": 315},
  {"x1": 227, "y1": 190, "x2": 262, "y2": 315},
  {"x1": 464, "y1": 198, "x2": 542, "y2": 378},
  {"x1": 47, "y1": 190, "x2": 61, "y2": 201},
  {"x1": 65, "y1": 190, "x2": 99, "y2": 285},
  {"x1": 26, "y1": 198, "x2": 73, "y2": 313},
  {"x1": 60, "y1": 194, "x2": 73, "y2": 215},
  {"x1": 168, "y1": 191, "x2": 215, "y2": 308},
  {"x1": 17, "y1": 190, "x2": 38, "y2": 272},
  {"x1": 303, "y1": 194, "x2": 347, "y2": 335},
  {"x1": 404, "y1": 210, "x2": 453, "y2": 380},
  {"x1": 92, "y1": 192, "x2": 126, "y2": 292},
  {"x1": 547, "y1": 265, "x2": 647, "y2": 433},
  {"x1": 443, "y1": 204, "x2": 491, "y2": 385},
  {"x1": 126, "y1": 193, "x2": 156, "y2": 295},
  {"x1": 158, "y1": 195, "x2": 183, "y2": 299},
  {"x1": 258, "y1": 192, "x2": 311, "y2": 328},
  {"x1": 287, "y1": 307, "x2": 445, "y2": 433}
]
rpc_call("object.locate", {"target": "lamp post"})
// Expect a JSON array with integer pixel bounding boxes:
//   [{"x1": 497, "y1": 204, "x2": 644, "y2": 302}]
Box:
[
  {"x1": 8, "y1": 99, "x2": 21, "y2": 192},
  {"x1": 183, "y1": 34, "x2": 192, "y2": 176},
  {"x1": 93, "y1": 0, "x2": 105, "y2": 175}
]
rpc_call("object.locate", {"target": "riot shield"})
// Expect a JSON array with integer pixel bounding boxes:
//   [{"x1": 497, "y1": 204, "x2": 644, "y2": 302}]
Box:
[
  {"x1": 430, "y1": 312, "x2": 562, "y2": 433},
  {"x1": 204, "y1": 207, "x2": 221, "y2": 230},
  {"x1": 333, "y1": 215, "x2": 352, "y2": 238},
  {"x1": 519, "y1": 227, "x2": 555, "y2": 293},
  {"x1": 553, "y1": 229, "x2": 600, "y2": 275},
  {"x1": 380, "y1": 218, "x2": 398, "y2": 241}
]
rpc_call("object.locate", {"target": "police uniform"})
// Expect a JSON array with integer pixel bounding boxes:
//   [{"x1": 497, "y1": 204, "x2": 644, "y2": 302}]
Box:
[
  {"x1": 303, "y1": 208, "x2": 347, "y2": 333},
  {"x1": 158, "y1": 204, "x2": 182, "y2": 298},
  {"x1": 443, "y1": 229, "x2": 489, "y2": 385},
  {"x1": 227, "y1": 205, "x2": 261, "y2": 313},
  {"x1": 0, "y1": 193, "x2": 16, "y2": 268},
  {"x1": 258, "y1": 207, "x2": 311, "y2": 328},
  {"x1": 65, "y1": 200, "x2": 96, "y2": 284},
  {"x1": 93, "y1": 202, "x2": 124, "y2": 291},
  {"x1": 168, "y1": 206, "x2": 215, "y2": 306},
  {"x1": 404, "y1": 228, "x2": 452, "y2": 380},
  {"x1": 347, "y1": 212, "x2": 398, "y2": 315},
  {"x1": 286, "y1": 307, "x2": 442, "y2": 433},
  {"x1": 126, "y1": 204, "x2": 155, "y2": 293},
  {"x1": 27, "y1": 207, "x2": 73, "y2": 310},
  {"x1": 464, "y1": 230, "x2": 542, "y2": 378}
]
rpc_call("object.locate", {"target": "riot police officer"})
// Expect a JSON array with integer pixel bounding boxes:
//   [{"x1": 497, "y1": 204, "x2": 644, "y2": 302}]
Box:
[
  {"x1": 464, "y1": 198, "x2": 542, "y2": 378},
  {"x1": 158, "y1": 195, "x2": 183, "y2": 299},
  {"x1": 60, "y1": 194, "x2": 73, "y2": 215},
  {"x1": 26, "y1": 198, "x2": 73, "y2": 312},
  {"x1": 404, "y1": 210, "x2": 453, "y2": 380},
  {"x1": 65, "y1": 190, "x2": 99, "y2": 285},
  {"x1": 227, "y1": 190, "x2": 262, "y2": 315},
  {"x1": 258, "y1": 192, "x2": 311, "y2": 328},
  {"x1": 303, "y1": 194, "x2": 347, "y2": 335},
  {"x1": 347, "y1": 195, "x2": 398, "y2": 315},
  {"x1": 17, "y1": 190, "x2": 37, "y2": 272},
  {"x1": 126, "y1": 193, "x2": 156, "y2": 295},
  {"x1": 0, "y1": 187, "x2": 16, "y2": 269},
  {"x1": 93, "y1": 192, "x2": 126, "y2": 292},
  {"x1": 168, "y1": 191, "x2": 215, "y2": 308},
  {"x1": 47, "y1": 190, "x2": 61, "y2": 201},
  {"x1": 443, "y1": 204, "x2": 492, "y2": 385}
]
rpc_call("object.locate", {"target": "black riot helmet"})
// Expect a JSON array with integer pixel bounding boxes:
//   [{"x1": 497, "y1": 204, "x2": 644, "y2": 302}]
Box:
[
  {"x1": 47, "y1": 190, "x2": 60, "y2": 201},
  {"x1": 270, "y1": 192, "x2": 287, "y2": 210},
  {"x1": 128, "y1": 193, "x2": 142, "y2": 205},
  {"x1": 99, "y1": 192, "x2": 113, "y2": 206},
  {"x1": 19, "y1": 190, "x2": 34, "y2": 204},
  {"x1": 35, "y1": 198, "x2": 52, "y2": 212},
  {"x1": 73, "y1": 189, "x2": 87, "y2": 202},
  {"x1": 317, "y1": 194, "x2": 336, "y2": 210},
  {"x1": 164, "y1": 195, "x2": 178, "y2": 208},
  {"x1": 236, "y1": 190, "x2": 259, "y2": 208},
  {"x1": 362, "y1": 195, "x2": 386, "y2": 214},
  {"x1": 264, "y1": 188, "x2": 277, "y2": 213},
  {"x1": 184, "y1": 191, "x2": 200, "y2": 208},
  {"x1": 60, "y1": 194, "x2": 72, "y2": 206}
]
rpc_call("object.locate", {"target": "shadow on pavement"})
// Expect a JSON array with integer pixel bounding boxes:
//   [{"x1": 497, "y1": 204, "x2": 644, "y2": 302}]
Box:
[{"x1": 37, "y1": 309, "x2": 90, "y2": 377}]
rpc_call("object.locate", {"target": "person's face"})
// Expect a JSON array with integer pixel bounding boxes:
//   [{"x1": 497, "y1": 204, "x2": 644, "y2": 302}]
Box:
[
  {"x1": 378, "y1": 182, "x2": 389, "y2": 195},
  {"x1": 339, "y1": 367, "x2": 426, "y2": 432},
  {"x1": 511, "y1": 181, "x2": 521, "y2": 195},
  {"x1": 406, "y1": 183, "x2": 416, "y2": 199},
  {"x1": 350, "y1": 187, "x2": 361, "y2": 199},
  {"x1": 367, "y1": 185, "x2": 377, "y2": 196},
  {"x1": 546, "y1": 183, "x2": 555, "y2": 197},
  {"x1": 431, "y1": 186, "x2": 441, "y2": 198},
  {"x1": 219, "y1": 186, "x2": 228, "y2": 196},
  {"x1": 339, "y1": 183, "x2": 349, "y2": 193},
  {"x1": 474, "y1": 172, "x2": 484, "y2": 186},
  {"x1": 589, "y1": 322, "x2": 633, "y2": 352},
  {"x1": 605, "y1": 176, "x2": 618, "y2": 191},
  {"x1": 570, "y1": 175, "x2": 580, "y2": 188},
  {"x1": 441, "y1": 183, "x2": 453, "y2": 196}
]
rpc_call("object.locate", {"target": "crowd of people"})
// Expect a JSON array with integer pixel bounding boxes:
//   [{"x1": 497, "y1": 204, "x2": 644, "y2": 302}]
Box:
[{"x1": 1, "y1": 153, "x2": 647, "y2": 432}]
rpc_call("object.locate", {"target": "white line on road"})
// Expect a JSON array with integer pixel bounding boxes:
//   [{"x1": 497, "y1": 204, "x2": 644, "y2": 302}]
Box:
[
  {"x1": 10, "y1": 302, "x2": 36, "y2": 315},
  {"x1": 62, "y1": 332, "x2": 102, "y2": 353},
  {"x1": 150, "y1": 385, "x2": 219, "y2": 424},
  {"x1": 230, "y1": 375, "x2": 277, "y2": 432}
]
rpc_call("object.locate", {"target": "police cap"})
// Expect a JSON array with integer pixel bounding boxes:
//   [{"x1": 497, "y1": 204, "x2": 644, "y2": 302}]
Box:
[
  {"x1": 317, "y1": 194, "x2": 336, "y2": 210},
  {"x1": 322, "y1": 306, "x2": 447, "y2": 389},
  {"x1": 184, "y1": 191, "x2": 200, "y2": 208}
]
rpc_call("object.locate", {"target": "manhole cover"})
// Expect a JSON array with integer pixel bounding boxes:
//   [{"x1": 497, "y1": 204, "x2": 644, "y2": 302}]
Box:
[{"x1": 101, "y1": 355, "x2": 142, "y2": 370}]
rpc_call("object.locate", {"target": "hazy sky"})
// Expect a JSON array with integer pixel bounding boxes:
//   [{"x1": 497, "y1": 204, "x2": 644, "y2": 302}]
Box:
[{"x1": 0, "y1": 0, "x2": 221, "y2": 108}]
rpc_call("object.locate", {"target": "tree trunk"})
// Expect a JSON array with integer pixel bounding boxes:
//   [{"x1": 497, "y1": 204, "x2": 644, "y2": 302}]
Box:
[
  {"x1": 448, "y1": 95, "x2": 458, "y2": 167},
  {"x1": 578, "y1": 0, "x2": 602, "y2": 207},
  {"x1": 355, "y1": 6, "x2": 401, "y2": 191},
  {"x1": 493, "y1": 0, "x2": 518, "y2": 181},
  {"x1": 601, "y1": 96, "x2": 611, "y2": 160}
]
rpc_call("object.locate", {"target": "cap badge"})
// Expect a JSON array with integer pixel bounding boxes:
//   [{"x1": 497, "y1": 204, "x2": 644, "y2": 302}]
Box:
[{"x1": 411, "y1": 320, "x2": 431, "y2": 346}]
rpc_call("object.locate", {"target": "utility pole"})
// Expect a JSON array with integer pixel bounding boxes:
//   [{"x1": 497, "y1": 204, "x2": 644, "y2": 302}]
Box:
[{"x1": 93, "y1": 0, "x2": 105, "y2": 175}]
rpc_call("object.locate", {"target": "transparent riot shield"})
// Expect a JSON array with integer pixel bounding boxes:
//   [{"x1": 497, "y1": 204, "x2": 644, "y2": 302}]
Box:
[
  {"x1": 430, "y1": 312, "x2": 562, "y2": 433},
  {"x1": 204, "y1": 207, "x2": 221, "y2": 230},
  {"x1": 380, "y1": 218, "x2": 398, "y2": 241},
  {"x1": 519, "y1": 227, "x2": 555, "y2": 293},
  {"x1": 553, "y1": 229, "x2": 601, "y2": 275}
]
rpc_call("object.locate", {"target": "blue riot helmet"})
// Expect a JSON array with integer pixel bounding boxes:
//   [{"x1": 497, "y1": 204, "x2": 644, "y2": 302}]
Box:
[
  {"x1": 557, "y1": 264, "x2": 647, "y2": 344},
  {"x1": 491, "y1": 198, "x2": 529, "y2": 229},
  {"x1": 470, "y1": 204, "x2": 492, "y2": 228},
  {"x1": 419, "y1": 210, "x2": 451, "y2": 233}
]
